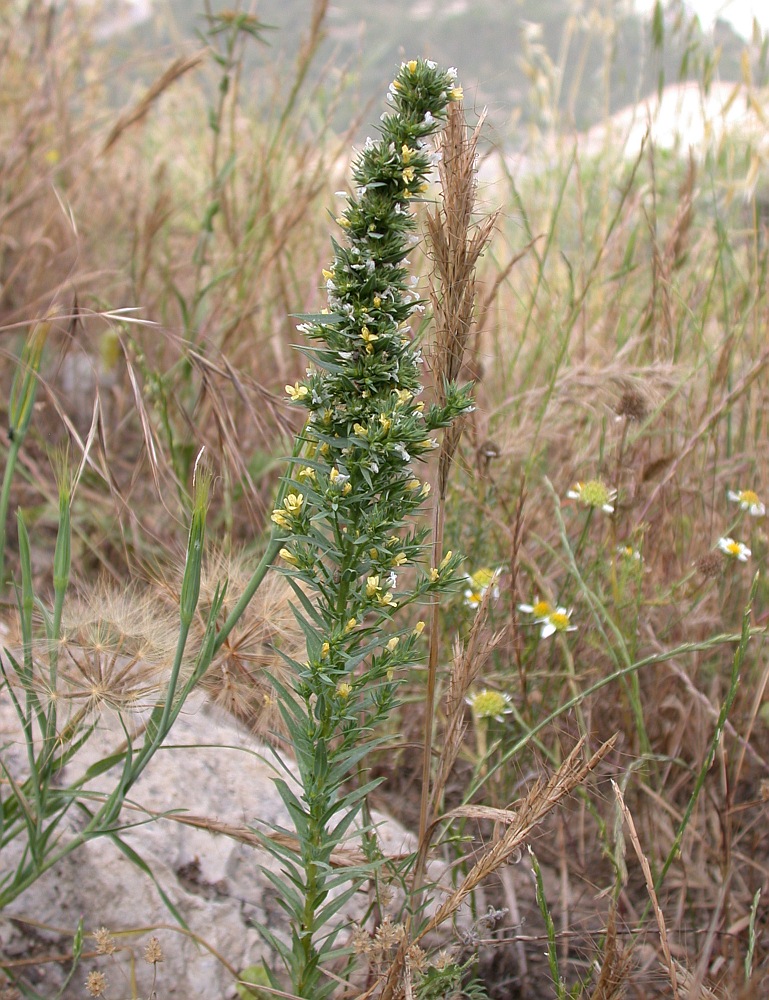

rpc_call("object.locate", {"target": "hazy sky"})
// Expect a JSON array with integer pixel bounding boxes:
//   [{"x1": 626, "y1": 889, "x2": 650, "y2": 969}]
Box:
[{"x1": 635, "y1": 1, "x2": 769, "y2": 38}]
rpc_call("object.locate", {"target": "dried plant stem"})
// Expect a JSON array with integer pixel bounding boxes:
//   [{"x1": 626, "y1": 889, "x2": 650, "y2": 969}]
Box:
[
  {"x1": 414, "y1": 101, "x2": 497, "y2": 891},
  {"x1": 613, "y1": 780, "x2": 681, "y2": 1000}
]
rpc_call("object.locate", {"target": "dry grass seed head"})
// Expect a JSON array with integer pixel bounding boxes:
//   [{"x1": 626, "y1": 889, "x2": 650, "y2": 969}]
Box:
[
  {"x1": 84, "y1": 970, "x2": 107, "y2": 997},
  {"x1": 93, "y1": 927, "x2": 116, "y2": 956},
  {"x1": 182, "y1": 550, "x2": 304, "y2": 736}
]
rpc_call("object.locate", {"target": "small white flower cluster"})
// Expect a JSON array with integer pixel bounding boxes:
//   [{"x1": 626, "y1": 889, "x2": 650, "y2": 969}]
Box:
[
  {"x1": 463, "y1": 567, "x2": 502, "y2": 610},
  {"x1": 712, "y1": 487, "x2": 764, "y2": 566},
  {"x1": 518, "y1": 598, "x2": 577, "y2": 639}
]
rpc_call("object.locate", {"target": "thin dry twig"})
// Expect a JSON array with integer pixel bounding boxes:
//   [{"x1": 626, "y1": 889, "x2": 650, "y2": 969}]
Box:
[{"x1": 613, "y1": 780, "x2": 681, "y2": 1000}]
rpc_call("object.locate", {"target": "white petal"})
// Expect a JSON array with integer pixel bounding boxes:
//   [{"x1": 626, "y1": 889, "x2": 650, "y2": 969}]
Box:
[{"x1": 541, "y1": 622, "x2": 556, "y2": 638}]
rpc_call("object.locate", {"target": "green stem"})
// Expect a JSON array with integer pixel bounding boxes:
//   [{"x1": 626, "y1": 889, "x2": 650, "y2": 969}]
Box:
[{"x1": 0, "y1": 438, "x2": 21, "y2": 588}]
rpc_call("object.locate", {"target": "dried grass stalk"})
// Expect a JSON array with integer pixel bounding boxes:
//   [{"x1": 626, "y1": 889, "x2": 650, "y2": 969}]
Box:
[
  {"x1": 417, "y1": 736, "x2": 617, "y2": 942},
  {"x1": 613, "y1": 781, "x2": 681, "y2": 999},
  {"x1": 102, "y1": 51, "x2": 207, "y2": 154},
  {"x1": 417, "y1": 100, "x2": 498, "y2": 873}
]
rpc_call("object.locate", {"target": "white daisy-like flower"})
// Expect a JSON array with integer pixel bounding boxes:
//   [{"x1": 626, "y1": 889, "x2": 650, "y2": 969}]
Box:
[
  {"x1": 464, "y1": 567, "x2": 502, "y2": 610},
  {"x1": 518, "y1": 597, "x2": 553, "y2": 620},
  {"x1": 540, "y1": 607, "x2": 577, "y2": 639},
  {"x1": 727, "y1": 489, "x2": 766, "y2": 517},
  {"x1": 717, "y1": 537, "x2": 751, "y2": 562},
  {"x1": 465, "y1": 689, "x2": 513, "y2": 721},
  {"x1": 567, "y1": 480, "x2": 617, "y2": 514},
  {"x1": 616, "y1": 545, "x2": 642, "y2": 563}
]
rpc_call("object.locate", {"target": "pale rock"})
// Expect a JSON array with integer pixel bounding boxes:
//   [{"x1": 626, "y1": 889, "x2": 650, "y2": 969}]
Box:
[{"x1": 0, "y1": 690, "x2": 432, "y2": 999}]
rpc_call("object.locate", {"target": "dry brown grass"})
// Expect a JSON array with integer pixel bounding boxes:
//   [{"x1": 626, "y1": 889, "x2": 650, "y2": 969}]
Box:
[{"x1": 2, "y1": 4, "x2": 769, "y2": 999}]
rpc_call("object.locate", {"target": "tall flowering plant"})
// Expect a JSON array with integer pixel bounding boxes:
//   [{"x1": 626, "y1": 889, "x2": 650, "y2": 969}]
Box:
[{"x1": 263, "y1": 60, "x2": 471, "y2": 997}]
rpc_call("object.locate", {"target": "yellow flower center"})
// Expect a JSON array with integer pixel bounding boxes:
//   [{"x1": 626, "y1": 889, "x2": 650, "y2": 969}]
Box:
[
  {"x1": 469, "y1": 690, "x2": 509, "y2": 719},
  {"x1": 470, "y1": 568, "x2": 496, "y2": 590},
  {"x1": 549, "y1": 612, "x2": 571, "y2": 631},
  {"x1": 726, "y1": 541, "x2": 742, "y2": 557},
  {"x1": 739, "y1": 490, "x2": 759, "y2": 506},
  {"x1": 576, "y1": 480, "x2": 612, "y2": 508},
  {"x1": 532, "y1": 600, "x2": 552, "y2": 618}
]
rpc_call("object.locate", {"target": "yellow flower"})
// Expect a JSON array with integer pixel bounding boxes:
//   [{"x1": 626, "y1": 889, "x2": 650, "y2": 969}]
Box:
[
  {"x1": 321, "y1": 642, "x2": 330, "y2": 657},
  {"x1": 353, "y1": 422, "x2": 368, "y2": 438},
  {"x1": 279, "y1": 547, "x2": 299, "y2": 566},
  {"x1": 271, "y1": 509, "x2": 290, "y2": 529},
  {"x1": 413, "y1": 620, "x2": 426, "y2": 636},
  {"x1": 402, "y1": 165, "x2": 416, "y2": 184},
  {"x1": 407, "y1": 59, "x2": 418, "y2": 73},
  {"x1": 337, "y1": 682, "x2": 353, "y2": 699},
  {"x1": 285, "y1": 382, "x2": 309, "y2": 401},
  {"x1": 373, "y1": 295, "x2": 382, "y2": 308},
  {"x1": 366, "y1": 575, "x2": 381, "y2": 597},
  {"x1": 322, "y1": 268, "x2": 334, "y2": 280},
  {"x1": 449, "y1": 86, "x2": 463, "y2": 101},
  {"x1": 392, "y1": 552, "x2": 407, "y2": 567},
  {"x1": 386, "y1": 636, "x2": 400, "y2": 651},
  {"x1": 284, "y1": 493, "x2": 304, "y2": 515}
]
